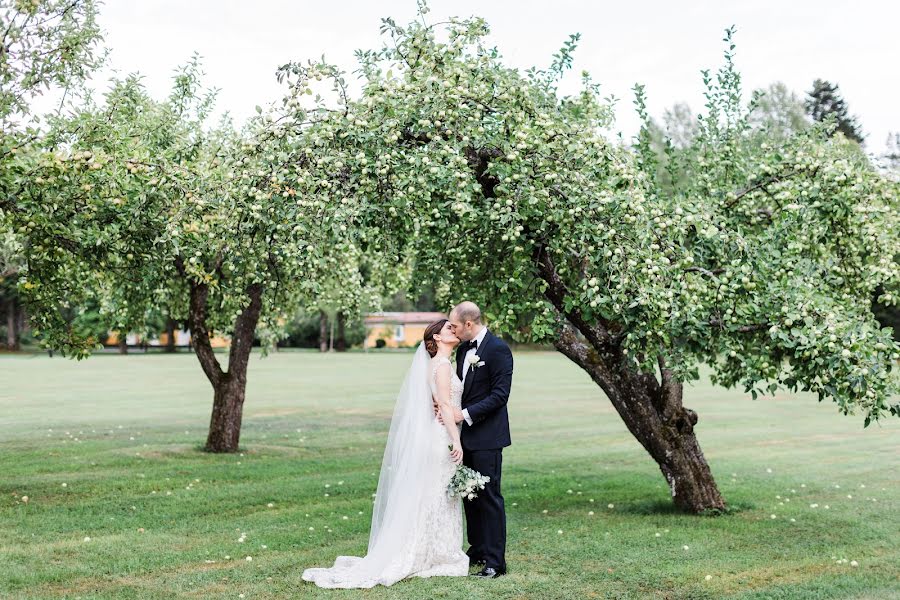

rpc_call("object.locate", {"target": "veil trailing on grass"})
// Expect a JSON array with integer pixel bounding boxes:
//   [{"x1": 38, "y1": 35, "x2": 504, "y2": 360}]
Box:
[{"x1": 302, "y1": 343, "x2": 445, "y2": 588}]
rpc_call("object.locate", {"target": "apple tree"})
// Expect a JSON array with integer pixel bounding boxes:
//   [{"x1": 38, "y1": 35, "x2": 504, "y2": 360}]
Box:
[
  {"x1": 294, "y1": 12, "x2": 899, "y2": 512},
  {"x1": 2, "y1": 59, "x2": 387, "y2": 451}
]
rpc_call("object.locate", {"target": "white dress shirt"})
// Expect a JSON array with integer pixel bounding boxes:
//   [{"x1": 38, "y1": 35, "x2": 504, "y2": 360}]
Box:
[{"x1": 460, "y1": 326, "x2": 488, "y2": 426}]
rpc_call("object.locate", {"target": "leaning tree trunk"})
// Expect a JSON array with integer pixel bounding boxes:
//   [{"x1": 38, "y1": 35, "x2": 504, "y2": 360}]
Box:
[
  {"x1": 553, "y1": 324, "x2": 725, "y2": 512},
  {"x1": 318, "y1": 310, "x2": 328, "y2": 353},
  {"x1": 186, "y1": 277, "x2": 264, "y2": 453},
  {"x1": 335, "y1": 311, "x2": 347, "y2": 352},
  {"x1": 536, "y1": 247, "x2": 725, "y2": 513},
  {"x1": 118, "y1": 335, "x2": 128, "y2": 354},
  {"x1": 463, "y1": 145, "x2": 725, "y2": 512}
]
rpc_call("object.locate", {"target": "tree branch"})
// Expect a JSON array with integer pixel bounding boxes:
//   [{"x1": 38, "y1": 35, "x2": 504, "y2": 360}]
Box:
[
  {"x1": 227, "y1": 282, "x2": 263, "y2": 379},
  {"x1": 657, "y1": 354, "x2": 684, "y2": 423},
  {"x1": 725, "y1": 169, "x2": 802, "y2": 208},
  {"x1": 685, "y1": 266, "x2": 725, "y2": 278},
  {"x1": 187, "y1": 280, "x2": 224, "y2": 387},
  {"x1": 708, "y1": 318, "x2": 769, "y2": 333},
  {"x1": 465, "y1": 145, "x2": 503, "y2": 199},
  {"x1": 533, "y1": 244, "x2": 614, "y2": 349}
]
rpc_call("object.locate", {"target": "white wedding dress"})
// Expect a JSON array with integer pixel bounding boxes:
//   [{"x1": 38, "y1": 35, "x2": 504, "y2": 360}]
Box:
[{"x1": 301, "y1": 346, "x2": 469, "y2": 588}]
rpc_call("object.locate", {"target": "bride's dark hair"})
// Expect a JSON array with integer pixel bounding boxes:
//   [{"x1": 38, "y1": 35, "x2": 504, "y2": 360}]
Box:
[{"x1": 423, "y1": 319, "x2": 448, "y2": 358}]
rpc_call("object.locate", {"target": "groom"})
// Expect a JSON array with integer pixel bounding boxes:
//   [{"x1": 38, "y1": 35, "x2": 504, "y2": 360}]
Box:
[{"x1": 444, "y1": 301, "x2": 513, "y2": 578}]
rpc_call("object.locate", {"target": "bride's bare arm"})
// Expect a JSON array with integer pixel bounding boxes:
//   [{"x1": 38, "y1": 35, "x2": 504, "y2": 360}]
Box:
[{"x1": 434, "y1": 362, "x2": 463, "y2": 464}]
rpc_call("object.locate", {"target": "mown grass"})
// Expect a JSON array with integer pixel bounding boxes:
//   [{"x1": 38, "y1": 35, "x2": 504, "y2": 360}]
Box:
[{"x1": 1, "y1": 350, "x2": 898, "y2": 599}]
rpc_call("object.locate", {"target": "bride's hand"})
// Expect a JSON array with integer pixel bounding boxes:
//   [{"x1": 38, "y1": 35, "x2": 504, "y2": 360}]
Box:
[{"x1": 450, "y1": 442, "x2": 463, "y2": 465}]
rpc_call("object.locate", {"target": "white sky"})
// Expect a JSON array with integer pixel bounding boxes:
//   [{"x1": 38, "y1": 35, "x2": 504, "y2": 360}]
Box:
[{"x1": 45, "y1": 0, "x2": 900, "y2": 152}]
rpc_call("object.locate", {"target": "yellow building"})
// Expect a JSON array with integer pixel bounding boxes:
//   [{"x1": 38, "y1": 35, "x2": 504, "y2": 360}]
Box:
[
  {"x1": 105, "y1": 330, "x2": 231, "y2": 349},
  {"x1": 363, "y1": 312, "x2": 448, "y2": 349}
]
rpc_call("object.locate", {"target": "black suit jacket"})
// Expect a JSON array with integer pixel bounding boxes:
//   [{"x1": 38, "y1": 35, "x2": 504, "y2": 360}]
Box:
[{"x1": 456, "y1": 330, "x2": 513, "y2": 450}]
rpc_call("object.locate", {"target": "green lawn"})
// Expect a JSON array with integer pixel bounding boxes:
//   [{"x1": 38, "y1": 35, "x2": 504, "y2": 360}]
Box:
[{"x1": 1, "y1": 350, "x2": 898, "y2": 599}]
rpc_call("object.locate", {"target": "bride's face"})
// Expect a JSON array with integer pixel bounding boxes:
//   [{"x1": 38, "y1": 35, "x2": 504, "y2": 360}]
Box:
[{"x1": 436, "y1": 321, "x2": 459, "y2": 346}]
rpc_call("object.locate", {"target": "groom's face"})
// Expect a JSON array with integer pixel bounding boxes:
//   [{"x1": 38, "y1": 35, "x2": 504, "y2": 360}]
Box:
[{"x1": 449, "y1": 311, "x2": 474, "y2": 342}]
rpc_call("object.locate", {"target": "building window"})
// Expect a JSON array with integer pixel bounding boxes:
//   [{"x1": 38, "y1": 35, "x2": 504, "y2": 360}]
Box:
[{"x1": 394, "y1": 325, "x2": 405, "y2": 341}]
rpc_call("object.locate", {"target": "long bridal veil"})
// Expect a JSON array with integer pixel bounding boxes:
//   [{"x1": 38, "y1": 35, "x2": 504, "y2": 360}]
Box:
[
  {"x1": 302, "y1": 343, "x2": 444, "y2": 588},
  {"x1": 368, "y1": 343, "x2": 442, "y2": 549}
]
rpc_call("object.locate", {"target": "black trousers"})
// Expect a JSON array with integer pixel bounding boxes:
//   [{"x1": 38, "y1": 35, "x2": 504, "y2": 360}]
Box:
[{"x1": 462, "y1": 448, "x2": 506, "y2": 571}]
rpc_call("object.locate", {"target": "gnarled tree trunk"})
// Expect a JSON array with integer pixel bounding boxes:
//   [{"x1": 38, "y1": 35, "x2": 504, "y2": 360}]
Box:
[
  {"x1": 553, "y1": 323, "x2": 725, "y2": 512},
  {"x1": 535, "y1": 246, "x2": 725, "y2": 513},
  {"x1": 186, "y1": 276, "x2": 264, "y2": 453},
  {"x1": 463, "y1": 145, "x2": 725, "y2": 513}
]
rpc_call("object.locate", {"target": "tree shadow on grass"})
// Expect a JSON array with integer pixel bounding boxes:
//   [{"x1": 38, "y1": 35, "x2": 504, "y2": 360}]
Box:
[{"x1": 621, "y1": 498, "x2": 755, "y2": 517}]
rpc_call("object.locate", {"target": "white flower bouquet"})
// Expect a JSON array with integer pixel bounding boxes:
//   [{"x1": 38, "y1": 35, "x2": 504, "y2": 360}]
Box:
[{"x1": 447, "y1": 448, "x2": 491, "y2": 500}]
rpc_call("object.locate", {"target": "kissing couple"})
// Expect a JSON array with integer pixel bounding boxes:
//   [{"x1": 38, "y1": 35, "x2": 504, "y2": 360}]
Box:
[{"x1": 302, "y1": 301, "x2": 513, "y2": 588}]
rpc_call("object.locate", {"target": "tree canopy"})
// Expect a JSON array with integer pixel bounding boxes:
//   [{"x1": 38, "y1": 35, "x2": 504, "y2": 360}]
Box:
[
  {"x1": 280, "y1": 17, "x2": 899, "y2": 426},
  {"x1": 257, "y1": 13, "x2": 899, "y2": 510},
  {"x1": 0, "y1": 0, "x2": 102, "y2": 125},
  {"x1": 1, "y1": 55, "x2": 398, "y2": 449}
]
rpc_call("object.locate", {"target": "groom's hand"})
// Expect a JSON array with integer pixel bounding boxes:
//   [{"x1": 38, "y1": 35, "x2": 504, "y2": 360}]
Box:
[
  {"x1": 433, "y1": 400, "x2": 444, "y2": 424},
  {"x1": 433, "y1": 402, "x2": 464, "y2": 425}
]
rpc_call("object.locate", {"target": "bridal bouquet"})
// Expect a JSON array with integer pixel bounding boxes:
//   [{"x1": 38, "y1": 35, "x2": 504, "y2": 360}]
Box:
[{"x1": 447, "y1": 448, "x2": 491, "y2": 500}]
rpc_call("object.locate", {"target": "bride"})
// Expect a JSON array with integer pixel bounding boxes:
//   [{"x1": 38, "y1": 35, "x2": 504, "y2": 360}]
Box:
[{"x1": 301, "y1": 318, "x2": 470, "y2": 588}]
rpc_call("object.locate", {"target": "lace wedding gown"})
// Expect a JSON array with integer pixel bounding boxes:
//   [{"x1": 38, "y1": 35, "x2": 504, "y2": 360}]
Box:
[{"x1": 301, "y1": 355, "x2": 469, "y2": 588}]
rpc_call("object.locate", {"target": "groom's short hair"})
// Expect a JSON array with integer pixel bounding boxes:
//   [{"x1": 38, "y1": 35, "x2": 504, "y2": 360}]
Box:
[{"x1": 453, "y1": 301, "x2": 482, "y2": 325}]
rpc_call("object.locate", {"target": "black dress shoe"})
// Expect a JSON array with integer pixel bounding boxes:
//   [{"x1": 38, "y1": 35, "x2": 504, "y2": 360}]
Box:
[{"x1": 471, "y1": 566, "x2": 505, "y2": 578}]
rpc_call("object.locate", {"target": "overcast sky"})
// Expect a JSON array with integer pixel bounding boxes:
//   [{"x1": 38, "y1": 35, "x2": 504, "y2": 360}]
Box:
[{"x1": 51, "y1": 0, "x2": 900, "y2": 152}]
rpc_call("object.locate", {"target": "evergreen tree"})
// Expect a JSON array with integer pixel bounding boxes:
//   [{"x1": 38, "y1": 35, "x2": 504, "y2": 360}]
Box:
[{"x1": 805, "y1": 79, "x2": 865, "y2": 144}]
